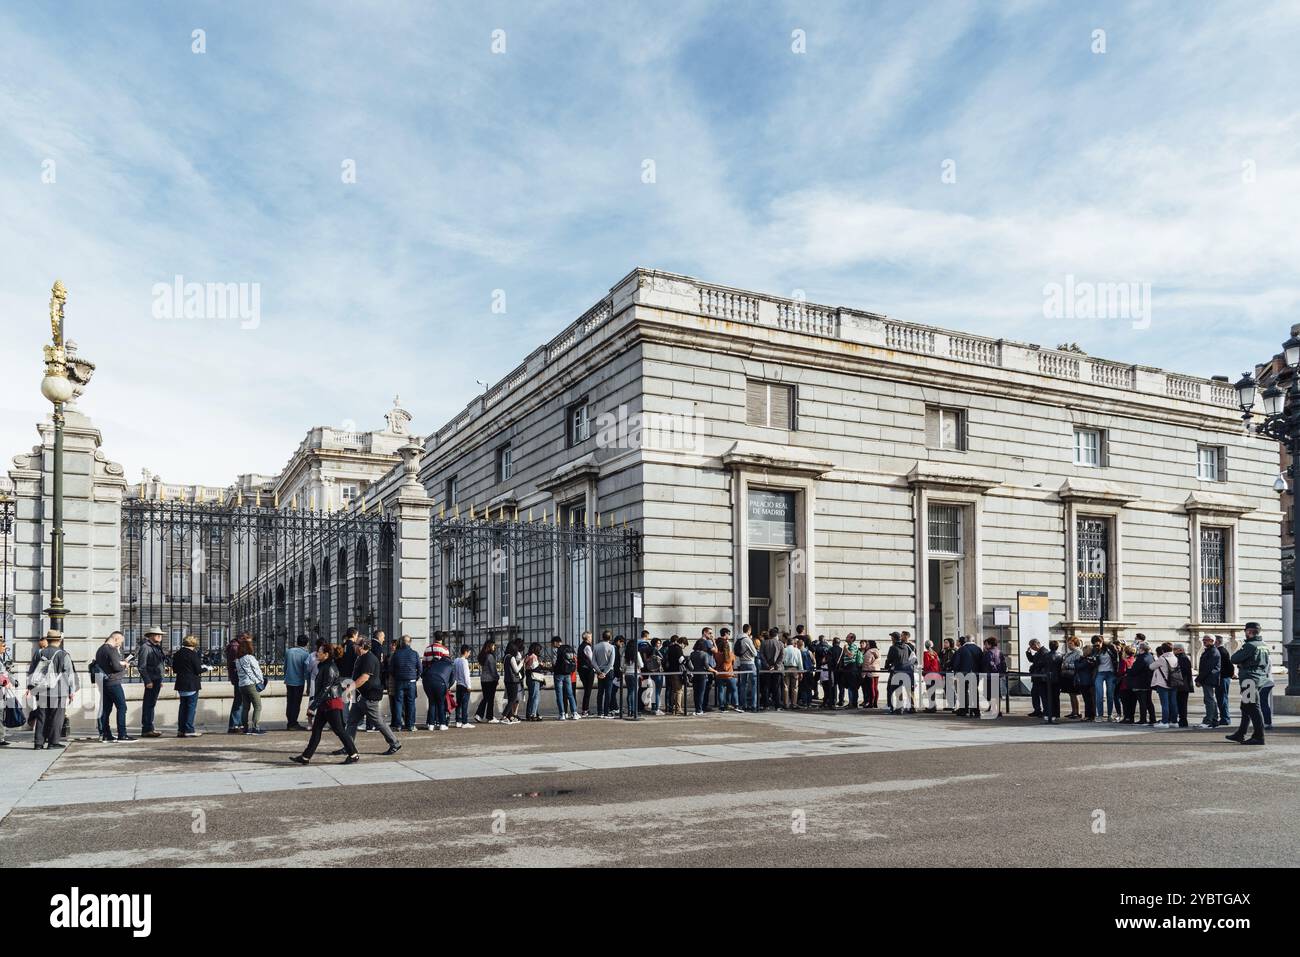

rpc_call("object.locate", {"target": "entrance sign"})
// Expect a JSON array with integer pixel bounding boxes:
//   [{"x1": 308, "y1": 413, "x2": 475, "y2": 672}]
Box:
[
  {"x1": 1016, "y1": 591, "x2": 1049, "y2": 680},
  {"x1": 748, "y1": 490, "x2": 796, "y2": 547}
]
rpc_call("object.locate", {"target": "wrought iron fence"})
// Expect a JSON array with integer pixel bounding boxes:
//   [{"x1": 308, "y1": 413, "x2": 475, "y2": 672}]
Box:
[
  {"x1": 430, "y1": 514, "x2": 640, "y2": 659},
  {"x1": 120, "y1": 499, "x2": 395, "y2": 680}
]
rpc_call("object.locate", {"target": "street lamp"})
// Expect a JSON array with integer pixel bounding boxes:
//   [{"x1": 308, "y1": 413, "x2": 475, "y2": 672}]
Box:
[
  {"x1": 38, "y1": 281, "x2": 94, "y2": 639},
  {"x1": 1236, "y1": 350, "x2": 1300, "y2": 697}
]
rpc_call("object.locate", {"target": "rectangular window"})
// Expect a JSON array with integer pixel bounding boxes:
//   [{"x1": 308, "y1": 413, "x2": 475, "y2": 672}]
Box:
[
  {"x1": 1200, "y1": 527, "x2": 1227, "y2": 623},
  {"x1": 340, "y1": 484, "x2": 358, "y2": 502},
  {"x1": 445, "y1": 476, "x2": 459, "y2": 507},
  {"x1": 1197, "y1": 445, "x2": 1224, "y2": 482},
  {"x1": 497, "y1": 444, "x2": 513, "y2": 482},
  {"x1": 1076, "y1": 517, "x2": 1110, "y2": 620},
  {"x1": 927, "y1": 504, "x2": 962, "y2": 556},
  {"x1": 1074, "y1": 428, "x2": 1104, "y2": 467},
  {"x1": 925, "y1": 406, "x2": 967, "y2": 451},
  {"x1": 568, "y1": 401, "x2": 591, "y2": 446},
  {"x1": 745, "y1": 380, "x2": 793, "y2": 429},
  {"x1": 493, "y1": 531, "x2": 511, "y2": 626}
]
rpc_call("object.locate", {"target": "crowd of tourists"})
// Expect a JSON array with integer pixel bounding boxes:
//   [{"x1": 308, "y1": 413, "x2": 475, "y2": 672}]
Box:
[{"x1": 0, "y1": 620, "x2": 1280, "y2": 758}]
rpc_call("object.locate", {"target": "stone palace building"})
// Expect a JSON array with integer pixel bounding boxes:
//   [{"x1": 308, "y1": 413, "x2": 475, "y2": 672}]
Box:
[
  {"x1": 370, "y1": 267, "x2": 1282, "y2": 668},
  {"x1": 3, "y1": 269, "x2": 1285, "y2": 679}
]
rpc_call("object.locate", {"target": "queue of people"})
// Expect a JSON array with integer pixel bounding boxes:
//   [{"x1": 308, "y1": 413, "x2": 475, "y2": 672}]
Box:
[
  {"x1": 0, "y1": 620, "x2": 1281, "y2": 757},
  {"x1": 1023, "y1": 623, "x2": 1274, "y2": 744}
]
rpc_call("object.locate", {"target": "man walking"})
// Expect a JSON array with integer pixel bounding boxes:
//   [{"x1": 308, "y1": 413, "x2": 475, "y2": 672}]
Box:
[
  {"x1": 1196, "y1": 635, "x2": 1221, "y2": 728},
  {"x1": 95, "y1": 630, "x2": 134, "y2": 742},
  {"x1": 27, "y1": 630, "x2": 78, "y2": 749},
  {"x1": 284, "y1": 635, "x2": 311, "y2": 730},
  {"x1": 339, "y1": 637, "x2": 401, "y2": 755},
  {"x1": 138, "y1": 625, "x2": 166, "y2": 738}
]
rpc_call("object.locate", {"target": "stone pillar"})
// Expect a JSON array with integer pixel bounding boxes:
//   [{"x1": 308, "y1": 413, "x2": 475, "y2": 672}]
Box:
[
  {"x1": 382, "y1": 444, "x2": 432, "y2": 653},
  {"x1": 6, "y1": 407, "x2": 126, "y2": 670}
]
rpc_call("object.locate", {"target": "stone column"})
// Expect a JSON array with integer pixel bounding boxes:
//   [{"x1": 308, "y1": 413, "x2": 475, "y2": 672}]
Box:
[{"x1": 6, "y1": 407, "x2": 126, "y2": 670}]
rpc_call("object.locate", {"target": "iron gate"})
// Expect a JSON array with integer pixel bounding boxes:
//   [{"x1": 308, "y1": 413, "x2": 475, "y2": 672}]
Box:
[
  {"x1": 430, "y1": 514, "x2": 640, "y2": 657},
  {"x1": 120, "y1": 499, "x2": 395, "y2": 678}
]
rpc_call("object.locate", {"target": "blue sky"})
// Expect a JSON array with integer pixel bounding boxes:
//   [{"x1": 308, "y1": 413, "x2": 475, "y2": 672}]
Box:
[{"x1": 2, "y1": 0, "x2": 1298, "y2": 484}]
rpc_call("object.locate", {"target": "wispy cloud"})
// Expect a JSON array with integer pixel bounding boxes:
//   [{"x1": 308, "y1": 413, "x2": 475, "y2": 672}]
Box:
[{"x1": 2, "y1": 0, "x2": 1298, "y2": 484}]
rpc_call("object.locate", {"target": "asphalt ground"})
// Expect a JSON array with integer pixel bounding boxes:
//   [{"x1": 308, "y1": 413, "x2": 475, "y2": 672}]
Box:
[{"x1": 2, "y1": 704, "x2": 1295, "y2": 868}]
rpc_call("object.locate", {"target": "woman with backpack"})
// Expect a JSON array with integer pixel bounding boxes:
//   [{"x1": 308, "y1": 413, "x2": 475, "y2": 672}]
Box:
[
  {"x1": 688, "y1": 639, "x2": 715, "y2": 716},
  {"x1": 293, "y1": 642, "x2": 358, "y2": 764},
  {"x1": 235, "y1": 635, "x2": 267, "y2": 735},
  {"x1": 1151, "y1": 641, "x2": 1180, "y2": 728},
  {"x1": 524, "y1": 642, "x2": 546, "y2": 721},
  {"x1": 501, "y1": 639, "x2": 524, "y2": 725}
]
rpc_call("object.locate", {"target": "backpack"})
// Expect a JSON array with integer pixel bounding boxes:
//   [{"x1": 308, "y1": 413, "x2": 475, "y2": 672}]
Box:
[
  {"x1": 1059, "y1": 652, "x2": 1077, "y2": 681},
  {"x1": 28, "y1": 650, "x2": 67, "y2": 693}
]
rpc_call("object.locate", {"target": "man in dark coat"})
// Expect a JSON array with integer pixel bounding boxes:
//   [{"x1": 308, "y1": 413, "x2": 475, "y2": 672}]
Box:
[
  {"x1": 951, "y1": 635, "x2": 984, "y2": 716},
  {"x1": 1215, "y1": 636, "x2": 1234, "y2": 724},
  {"x1": 1195, "y1": 635, "x2": 1222, "y2": 727},
  {"x1": 138, "y1": 625, "x2": 166, "y2": 738}
]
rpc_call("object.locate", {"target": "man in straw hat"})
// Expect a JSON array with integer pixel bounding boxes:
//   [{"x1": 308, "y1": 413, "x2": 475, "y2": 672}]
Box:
[{"x1": 138, "y1": 625, "x2": 167, "y2": 738}]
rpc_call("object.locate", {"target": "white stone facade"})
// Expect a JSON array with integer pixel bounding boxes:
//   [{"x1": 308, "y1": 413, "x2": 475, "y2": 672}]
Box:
[{"x1": 411, "y1": 268, "x2": 1283, "y2": 665}]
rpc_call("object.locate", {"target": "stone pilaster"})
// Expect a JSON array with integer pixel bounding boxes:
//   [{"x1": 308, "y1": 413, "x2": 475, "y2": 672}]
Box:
[
  {"x1": 382, "y1": 444, "x2": 432, "y2": 651},
  {"x1": 6, "y1": 407, "x2": 126, "y2": 669}
]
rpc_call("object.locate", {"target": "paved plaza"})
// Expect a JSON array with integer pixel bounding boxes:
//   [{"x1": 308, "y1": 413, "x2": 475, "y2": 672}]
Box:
[{"x1": 3, "y1": 707, "x2": 1296, "y2": 868}]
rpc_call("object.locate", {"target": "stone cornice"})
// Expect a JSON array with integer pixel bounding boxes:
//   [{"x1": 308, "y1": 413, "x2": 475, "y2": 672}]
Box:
[
  {"x1": 1182, "y1": 490, "x2": 1257, "y2": 517},
  {"x1": 906, "y1": 461, "x2": 1003, "y2": 493},
  {"x1": 537, "y1": 453, "x2": 601, "y2": 494},
  {"x1": 1056, "y1": 477, "x2": 1142, "y2": 506},
  {"x1": 720, "y1": 440, "x2": 834, "y2": 477}
]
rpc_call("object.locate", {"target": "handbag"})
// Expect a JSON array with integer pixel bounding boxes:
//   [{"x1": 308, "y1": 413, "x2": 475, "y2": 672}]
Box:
[{"x1": 3, "y1": 700, "x2": 27, "y2": 729}]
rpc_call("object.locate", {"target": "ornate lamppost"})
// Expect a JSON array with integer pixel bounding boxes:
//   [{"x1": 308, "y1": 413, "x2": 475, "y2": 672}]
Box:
[
  {"x1": 38, "y1": 281, "x2": 94, "y2": 637},
  {"x1": 1235, "y1": 334, "x2": 1300, "y2": 697}
]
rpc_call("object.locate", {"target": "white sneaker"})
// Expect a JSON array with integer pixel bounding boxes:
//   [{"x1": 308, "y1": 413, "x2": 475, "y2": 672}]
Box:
[
  {"x1": 462, "y1": 723, "x2": 473, "y2": 729},
  {"x1": 654, "y1": 710, "x2": 665, "y2": 716},
  {"x1": 426, "y1": 724, "x2": 436, "y2": 731},
  {"x1": 489, "y1": 718, "x2": 500, "y2": 724},
  {"x1": 1154, "y1": 722, "x2": 1168, "y2": 729},
  {"x1": 559, "y1": 714, "x2": 568, "y2": 721},
  {"x1": 472, "y1": 716, "x2": 482, "y2": 723},
  {"x1": 572, "y1": 713, "x2": 581, "y2": 720},
  {"x1": 439, "y1": 724, "x2": 449, "y2": 731}
]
